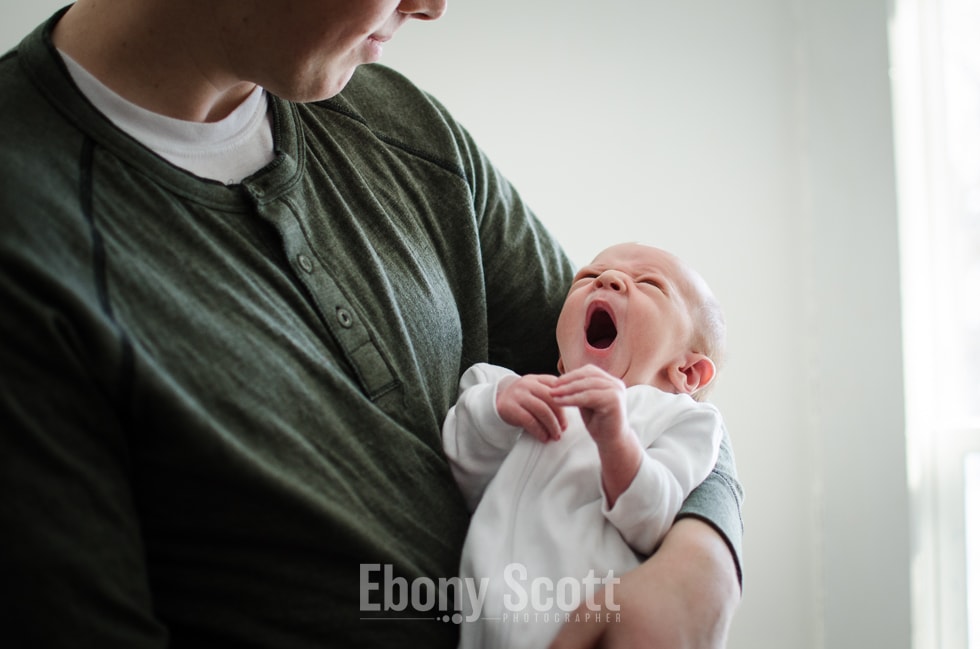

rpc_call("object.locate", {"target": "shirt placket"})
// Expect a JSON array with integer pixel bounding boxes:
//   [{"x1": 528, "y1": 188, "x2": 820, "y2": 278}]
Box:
[{"x1": 247, "y1": 184, "x2": 398, "y2": 401}]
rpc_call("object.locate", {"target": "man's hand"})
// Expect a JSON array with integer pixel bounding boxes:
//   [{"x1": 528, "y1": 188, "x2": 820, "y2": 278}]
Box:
[
  {"x1": 548, "y1": 518, "x2": 740, "y2": 649},
  {"x1": 495, "y1": 374, "x2": 567, "y2": 442}
]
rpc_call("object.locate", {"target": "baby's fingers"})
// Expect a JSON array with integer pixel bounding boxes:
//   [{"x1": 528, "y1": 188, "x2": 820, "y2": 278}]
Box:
[
  {"x1": 497, "y1": 379, "x2": 566, "y2": 441},
  {"x1": 553, "y1": 376, "x2": 623, "y2": 402},
  {"x1": 512, "y1": 399, "x2": 566, "y2": 442},
  {"x1": 554, "y1": 364, "x2": 621, "y2": 389}
]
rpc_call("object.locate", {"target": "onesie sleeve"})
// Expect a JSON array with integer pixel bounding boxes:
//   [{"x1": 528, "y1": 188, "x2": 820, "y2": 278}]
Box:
[
  {"x1": 601, "y1": 397, "x2": 724, "y2": 557},
  {"x1": 442, "y1": 363, "x2": 525, "y2": 511}
]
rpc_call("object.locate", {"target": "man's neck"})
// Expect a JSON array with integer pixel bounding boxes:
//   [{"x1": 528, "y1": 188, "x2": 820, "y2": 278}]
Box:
[{"x1": 51, "y1": 0, "x2": 257, "y2": 123}]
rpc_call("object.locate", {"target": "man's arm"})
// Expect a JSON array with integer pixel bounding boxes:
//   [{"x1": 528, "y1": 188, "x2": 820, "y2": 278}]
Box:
[
  {"x1": 677, "y1": 424, "x2": 745, "y2": 584},
  {"x1": 549, "y1": 518, "x2": 740, "y2": 649},
  {"x1": 549, "y1": 423, "x2": 743, "y2": 648},
  {"x1": 0, "y1": 246, "x2": 168, "y2": 646}
]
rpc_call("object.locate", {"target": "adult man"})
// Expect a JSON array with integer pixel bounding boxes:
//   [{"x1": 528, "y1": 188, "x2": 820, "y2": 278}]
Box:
[{"x1": 0, "y1": 1, "x2": 743, "y2": 646}]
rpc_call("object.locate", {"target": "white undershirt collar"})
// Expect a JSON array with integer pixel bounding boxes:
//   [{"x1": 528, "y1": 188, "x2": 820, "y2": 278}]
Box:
[{"x1": 58, "y1": 50, "x2": 276, "y2": 185}]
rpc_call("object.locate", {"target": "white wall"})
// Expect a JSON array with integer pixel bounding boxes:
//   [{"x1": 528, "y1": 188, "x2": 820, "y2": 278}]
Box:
[
  {"x1": 2, "y1": 2, "x2": 911, "y2": 648},
  {"x1": 0, "y1": 0, "x2": 60, "y2": 53},
  {"x1": 386, "y1": 2, "x2": 911, "y2": 647}
]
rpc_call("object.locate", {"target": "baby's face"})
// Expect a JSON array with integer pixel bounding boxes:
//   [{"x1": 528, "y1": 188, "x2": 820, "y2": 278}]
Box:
[{"x1": 555, "y1": 243, "x2": 698, "y2": 390}]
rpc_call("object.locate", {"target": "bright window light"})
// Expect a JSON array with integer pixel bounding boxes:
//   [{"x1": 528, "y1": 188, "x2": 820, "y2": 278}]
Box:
[
  {"x1": 934, "y1": 0, "x2": 980, "y2": 426},
  {"x1": 968, "y1": 454, "x2": 980, "y2": 649},
  {"x1": 892, "y1": 0, "x2": 980, "y2": 647}
]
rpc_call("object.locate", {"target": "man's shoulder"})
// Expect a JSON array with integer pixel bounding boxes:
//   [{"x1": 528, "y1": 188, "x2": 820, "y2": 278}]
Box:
[
  {"x1": 0, "y1": 50, "x2": 90, "y2": 259},
  {"x1": 307, "y1": 64, "x2": 467, "y2": 170},
  {"x1": 335, "y1": 64, "x2": 438, "y2": 115},
  {"x1": 0, "y1": 42, "x2": 80, "y2": 154},
  {"x1": 0, "y1": 48, "x2": 34, "y2": 120},
  {"x1": 0, "y1": 65, "x2": 83, "y2": 199}
]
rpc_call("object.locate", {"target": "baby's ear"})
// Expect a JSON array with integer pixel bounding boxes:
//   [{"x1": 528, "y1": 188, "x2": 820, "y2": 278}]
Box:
[{"x1": 671, "y1": 353, "x2": 716, "y2": 395}]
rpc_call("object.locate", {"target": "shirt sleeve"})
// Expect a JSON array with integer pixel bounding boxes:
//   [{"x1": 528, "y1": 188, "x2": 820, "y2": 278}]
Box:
[
  {"x1": 417, "y1": 89, "x2": 576, "y2": 378},
  {"x1": 0, "y1": 230, "x2": 168, "y2": 646},
  {"x1": 600, "y1": 399, "x2": 724, "y2": 557},
  {"x1": 677, "y1": 423, "x2": 745, "y2": 585},
  {"x1": 442, "y1": 363, "x2": 524, "y2": 511}
]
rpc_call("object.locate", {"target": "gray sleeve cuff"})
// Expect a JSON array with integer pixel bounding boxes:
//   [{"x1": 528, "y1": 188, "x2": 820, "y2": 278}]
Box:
[{"x1": 676, "y1": 424, "x2": 744, "y2": 587}]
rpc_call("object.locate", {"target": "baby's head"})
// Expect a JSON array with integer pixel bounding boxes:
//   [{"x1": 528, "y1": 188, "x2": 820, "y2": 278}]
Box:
[{"x1": 555, "y1": 242, "x2": 725, "y2": 400}]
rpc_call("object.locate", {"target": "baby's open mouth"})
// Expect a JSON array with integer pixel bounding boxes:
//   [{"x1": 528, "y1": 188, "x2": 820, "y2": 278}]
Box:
[{"x1": 586, "y1": 306, "x2": 617, "y2": 349}]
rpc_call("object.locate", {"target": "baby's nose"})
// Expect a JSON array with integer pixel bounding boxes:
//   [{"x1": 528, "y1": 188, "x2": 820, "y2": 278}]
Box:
[{"x1": 594, "y1": 270, "x2": 626, "y2": 292}]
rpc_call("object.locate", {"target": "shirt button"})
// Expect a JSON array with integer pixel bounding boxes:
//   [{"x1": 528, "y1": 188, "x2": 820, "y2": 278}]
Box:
[
  {"x1": 336, "y1": 307, "x2": 353, "y2": 328},
  {"x1": 298, "y1": 254, "x2": 314, "y2": 273}
]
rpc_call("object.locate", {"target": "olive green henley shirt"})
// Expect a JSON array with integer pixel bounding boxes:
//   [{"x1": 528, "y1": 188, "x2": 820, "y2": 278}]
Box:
[{"x1": 0, "y1": 11, "x2": 743, "y2": 648}]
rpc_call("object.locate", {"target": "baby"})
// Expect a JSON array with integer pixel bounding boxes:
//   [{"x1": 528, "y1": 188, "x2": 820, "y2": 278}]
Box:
[{"x1": 442, "y1": 242, "x2": 727, "y2": 649}]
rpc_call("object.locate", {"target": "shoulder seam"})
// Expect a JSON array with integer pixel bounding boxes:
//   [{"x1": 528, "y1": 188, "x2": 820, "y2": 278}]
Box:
[
  {"x1": 316, "y1": 101, "x2": 468, "y2": 181},
  {"x1": 79, "y1": 137, "x2": 137, "y2": 433},
  {"x1": 78, "y1": 138, "x2": 111, "y2": 315}
]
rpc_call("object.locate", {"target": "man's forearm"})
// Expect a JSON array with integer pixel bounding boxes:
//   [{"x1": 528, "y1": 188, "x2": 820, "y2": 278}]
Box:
[{"x1": 548, "y1": 517, "x2": 740, "y2": 649}]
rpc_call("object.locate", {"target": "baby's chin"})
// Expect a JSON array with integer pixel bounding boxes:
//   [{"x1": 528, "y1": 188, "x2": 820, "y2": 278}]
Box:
[{"x1": 562, "y1": 357, "x2": 626, "y2": 380}]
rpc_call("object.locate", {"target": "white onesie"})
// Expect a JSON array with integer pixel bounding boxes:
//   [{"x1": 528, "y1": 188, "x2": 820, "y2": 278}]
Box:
[{"x1": 442, "y1": 363, "x2": 723, "y2": 649}]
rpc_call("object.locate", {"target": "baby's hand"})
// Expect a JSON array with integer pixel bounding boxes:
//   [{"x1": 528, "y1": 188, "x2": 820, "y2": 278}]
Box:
[
  {"x1": 496, "y1": 374, "x2": 567, "y2": 442},
  {"x1": 552, "y1": 365, "x2": 642, "y2": 507},
  {"x1": 550, "y1": 365, "x2": 630, "y2": 445}
]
